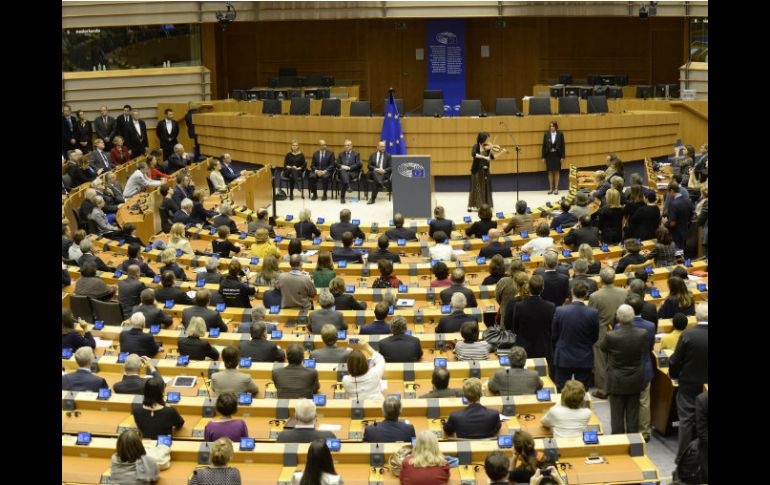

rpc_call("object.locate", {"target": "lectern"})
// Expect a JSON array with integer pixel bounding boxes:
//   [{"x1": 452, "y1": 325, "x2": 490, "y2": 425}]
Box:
[{"x1": 391, "y1": 155, "x2": 434, "y2": 218}]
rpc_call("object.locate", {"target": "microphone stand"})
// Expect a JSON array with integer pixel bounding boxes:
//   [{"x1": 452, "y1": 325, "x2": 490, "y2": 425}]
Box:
[{"x1": 499, "y1": 120, "x2": 522, "y2": 201}]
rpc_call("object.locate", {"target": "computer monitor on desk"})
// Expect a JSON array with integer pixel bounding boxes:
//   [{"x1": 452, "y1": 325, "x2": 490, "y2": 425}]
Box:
[
  {"x1": 304, "y1": 88, "x2": 331, "y2": 99},
  {"x1": 599, "y1": 74, "x2": 616, "y2": 85}
]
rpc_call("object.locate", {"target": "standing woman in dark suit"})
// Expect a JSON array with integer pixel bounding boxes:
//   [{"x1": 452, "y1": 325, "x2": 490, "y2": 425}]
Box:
[
  {"x1": 283, "y1": 140, "x2": 307, "y2": 201},
  {"x1": 541, "y1": 121, "x2": 565, "y2": 195},
  {"x1": 468, "y1": 132, "x2": 494, "y2": 211},
  {"x1": 77, "y1": 110, "x2": 93, "y2": 154}
]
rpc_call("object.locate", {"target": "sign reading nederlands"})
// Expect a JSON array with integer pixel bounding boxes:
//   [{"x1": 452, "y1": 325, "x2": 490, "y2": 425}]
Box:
[{"x1": 426, "y1": 19, "x2": 465, "y2": 117}]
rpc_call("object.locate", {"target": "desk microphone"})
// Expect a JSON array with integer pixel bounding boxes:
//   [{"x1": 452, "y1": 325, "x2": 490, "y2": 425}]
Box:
[
  {"x1": 505, "y1": 368, "x2": 512, "y2": 404},
  {"x1": 200, "y1": 371, "x2": 213, "y2": 400}
]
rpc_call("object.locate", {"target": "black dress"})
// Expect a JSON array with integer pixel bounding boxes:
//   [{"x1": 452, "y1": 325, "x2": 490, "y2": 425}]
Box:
[
  {"x1": 468, "y1": 144, "x2": 494, "y2": 209},
  {"x1": 541, "y1": 131, "x2": 565, "y2": 171},
  {"x1": 283, "y1": 152, "x2": 307, "y2": 191}
]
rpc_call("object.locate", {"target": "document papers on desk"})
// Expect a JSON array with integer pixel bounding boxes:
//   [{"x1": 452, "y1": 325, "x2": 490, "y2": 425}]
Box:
[
  {"x1": 93, "y1": 337, "x2": 113, "y2": 348},
  {"x1": 186, "y1": 291, "x2": 197, "y2": 299},
  {"x1": 318, "y1": 424, "x2": 342, "y2": 431}
]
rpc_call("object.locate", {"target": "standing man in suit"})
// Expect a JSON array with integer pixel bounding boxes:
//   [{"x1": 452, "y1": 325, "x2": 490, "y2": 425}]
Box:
[
  {"x1": 276, "y1": 399, "x2": 337, "y2": 443},
  {"x1": 117, "y1": 265, "x2": 146, "y2": 319},
  {"x1": 551, "y1": 281, "x2": 600, "y2": 391},
  {"x1": 512, "y1": 275, "x2": 556, "y2": 361},
  {"x1": 119, "y1": 313, "x2": 160, "y2": 358},
  {"x1": 487, "y1": 346, "x2": 544, "y2": 396},
  {"x1": 115, "y1": 105, "x2": 133, "y2": 142},
  {"x1": 599, "y1": 304, "x2": 647, "y2": 434},
  {"x1": 588, "y1": 267, "x2": 628, "y2": 399},
  {"x1": 239, "y1": 321, "x2": 286, "y2": 362},
  {"x1": 665, "y1": 181, "x2": 694, "y2": 251},
  {"x1": 94, "y1": 106, "x2": 117, "y2": 151},
  {"x1": 367, "y1": 141, "x2": 392, "y2": 204},
  {"x1": 309, "y1": 139, "x2": 335, "y2": 200},
  {"x1": 62, "y1": 104, "x2": 80, "y2": 158},
  {"x1": 435, "y1": 293, "x2": 477, "y2": 334},
  {"x1": 114, "y1": 355, "x2": 162, "y2": 394},
  {"x1": 272, "y1": 344, "x2": 321, "y2": 399},
  {"x1": 363, "y1": 397, "x2": 416, "y2": 443},
  {"x1": 696, "y1": 390, "x2": 708, "y2": 483},
  {"x1": 541, "y1": 120, "x2": 565, "y2": 195},
  {"x1": 125, "y1": 110, "x2": 148, "y2": 159},
  {"x1": 310, "y1": 324, "x2": 352, "y2": 364},
  {"x1": 211, "y1": 346, "x2": 259, "y2": 395},
  {"x1": 61, "y1": 347, "x2": 109, "y2": 392},
  {"x1": 623, "y1": 293, "x2": 656, "y2": 440},
  {"x1": 443, "y1": 378, "x2": 501, "y2": 439},
  {"x1": 336, "y1": 139, "x2": 361, "y2": 204},
  {"x1": 439, "y1": 268, "x2": 478, "y2": 308},
  {"x1": 569, "y1": 259, "x2": 598, "y2": 296},
  {"x1": 539, "y1": 250, "x2": 570, "y2": 307},
  {"x1": 670, "y1": 303, "x2": 708, "y2": 460},
  {"x1": 156, "y1": 108, "x2": 179, "y2": 161},
  {"x1": 378, "y1": 317, "x2": 423, "y2": 363},
  {"x1": 181, "y1": 290, "x2": 227, "y2": 332}
]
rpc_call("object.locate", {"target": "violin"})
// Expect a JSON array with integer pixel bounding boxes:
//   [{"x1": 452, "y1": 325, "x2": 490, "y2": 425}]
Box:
[{"x1": 482, "y1": 142, "x2": 507, "y2": 154}]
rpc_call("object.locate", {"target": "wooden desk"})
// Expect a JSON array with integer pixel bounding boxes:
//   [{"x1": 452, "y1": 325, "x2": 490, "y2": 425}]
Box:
[{"x1": 650, "y1": 348, "x2": 677, "y2": 435}]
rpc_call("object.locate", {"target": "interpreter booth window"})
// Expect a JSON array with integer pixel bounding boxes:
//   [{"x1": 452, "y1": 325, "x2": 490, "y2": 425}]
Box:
[
  {"x1": 62, "y1": 24, "x2": 202, "y2": 72},
  {"x1": 689, "y1": 18, "x2": 708, "y2": 63}
]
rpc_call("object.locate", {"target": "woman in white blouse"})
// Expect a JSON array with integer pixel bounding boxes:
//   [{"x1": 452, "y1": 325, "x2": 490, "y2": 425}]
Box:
[
  {"x1": 166, "y1": 223, "x2": 193, "y2": 255},
  {"x1": 519, "y1": 222, "x2": 554, "y2": 257},
  {"x1": 540, "y1": 380, "x2": 592, "y2": 438},
  {"x1": 208, "y1": 158, "x2": 227, "y2": 193},
  {"x1": 342, "y1": 342, "x2": 386, "y2": 401}
]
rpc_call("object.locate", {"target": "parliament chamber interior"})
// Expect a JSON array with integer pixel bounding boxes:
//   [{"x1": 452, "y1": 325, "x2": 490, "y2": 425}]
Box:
[{"x1": 61, "y1": 2, "x2": 709, "y2": 484}]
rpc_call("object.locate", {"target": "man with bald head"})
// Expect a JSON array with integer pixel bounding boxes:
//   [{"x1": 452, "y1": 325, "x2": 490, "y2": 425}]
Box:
[
  {"x1": 384, "y1": 213, "x2": 417, "y2": 241},
  {"x1": 479, "y1": 228, "x2": 512, "y2": 259},
  {"x1": 309, "y1": 139, "x2": 335, "y2": 200},
  {"x1": 94, "y1": 106, "x2": 117, "y2": 151},
  {"x1": 220, "y1": 153, "x2": 246, "y2": 184},
  {"x1": 114, "y1": 354, "x2": 162, "y2": 394},
  {"x1": 367, "y1": 141, "x2": 392, "y2": 204},
  {"x1": 439, "y1": 268, "x2": 478, "y2": 308},
  {"x1": 335, "y1": 139, "x2": 361, "y2": 204}
]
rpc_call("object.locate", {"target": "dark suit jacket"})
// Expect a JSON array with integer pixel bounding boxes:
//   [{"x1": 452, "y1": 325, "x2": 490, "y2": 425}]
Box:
[
  {"x1": 363, "y1": 419, "x2": 416, "y2": 443},
  {"x1": 336, "y1": 150, "x2": 362, "y2": 173},
  {"x1": 568, "y1": 275, "x2": 598, "y2": 296},
  {"x1": 294, "y1": 221, "x2": 321, "y2": 240},
  {"x1": 331, "y1": 247, "x2": 363, "y2": 263},
  {"x1": 599, "y1": 325, "x2": 648, "y2": 395},
  {"x1": 439, "y1": 284, "x2": 478, "y2": 308},
  {"x1": 78, "y1": 252, "x2": 112, "y2": 272},
  {"x1": 62, "y1": 369, "x2": 108, "y2": 392},
  {"x1": 62, "y1": 114, "x2": 80, "y2": 148},
  {"x1": 166, "y1": 153, "x2": 191, "y2": 174},
  {"x1": 436, "y1": 311, "x2": 477, "y2": 334},
  {"x1": 116, "y1": 114, "x2": 132, "y2": 140},
  {"x1": 311, "y1": 150, "x2": 336, "y2": 172},
  {"x1": 276, "y1": 427, "x2": 335, "y2": 443},
  {"x1": 487, "y1": 368, "x2": 543, "y2": 396},
  {"x1": 154, "y1": 287, "x2": 194, "y2": 306},
  {"x1": 156, "y1": 119, "x2": 180, "y2": 148},
  {"x1": 384, "y1": 227, "x2": 417, "y2": 241},
  {"x1": 641, "y1": 301, "x2": 658, "y2": 331},
  {"x1": 429, "y1": 218, "x2": 455, "y2": 239},
  {"x1": 125, "y1": 119, "x2": 148, "y2": 156},
  {"x1": 309, "y1": 308, "x2": 347, "y2": 333},
  {"x1": 359, "y1": 321, "x2": 391, "y2": 335},
  {"x1": 563, "y1": 226, "x2": 601, "y2": 249},
  {"x1": 178, "y1": 336, "x2": 219, "y2": 361},
  {"x1": 378, "y1": 334, "x2": 423, "y2": 363},
  {"x1": 541, "y1": 131, "x2": 565, "y2": 159},
  {"x1": 512, "y1": 296, "x2": 556, "y2": 360},
  {"x1": 119, "y1": 328, "x2": 160, "y2": 357},
  {"x1": 333, "y1": 294, "x2": 366, "y2": 311},
  {"x1": 94, "y1": 115, "x2": 116, "y2": 145},
  {"x1": 539, "y1": 270, "x2": 570, "y2": 307},
  {"x1": 552, "y1": 301, "x2": 600, "y2": 368},
  {"x1": 113, "y1": 370, "x2": 161, "y2": 394},
  {"x1": 182, "y1": 305, "x2": 227, "y2": 332},
  {"x1": 272, "y1": 364, "x2": 320, "y2": 399},
  {"x1": 367, "y1": 248, "x2": 401, "y2": 264},
  {"x1": 118, "y1": 258, "x2": 156, "y2": 278},
  {"x1": 172, "y1": 184, "x2": 194, "y2": 207},
  {"x1": 201, "y1": 270, "x2": 223, "y2": 284},
  {"x1": 330, "y1": 222, "x2": 365, "y2": 240},
  {"x1": 212, "y1": 214, "x2": 239, "y2": 235},
  {"x1": 419, "y1": 388, "x2": 464, "y2": 398},
  {"x1": 443, "y1": 403, "x2": 501, "y2": 439},
  {"x1": 131, "y1": 304, "x2": 173, "y2": 328},
  {"x1": 667, "y1": 195, "x2": 694, "y2": 242},
  {"x1": 172, "y1": 209, "x2": 191, "y2": 225},
  {"x1": 239, "y1": 339, "x2": 286, "y2": 362},
  {"x1": 669, "y1": 324, "x2": 708, "y2": 395},
  {"x1": 479, "y1": 241, "x2": 512, "y2": 259},
  {"x1": 465, "y1": 219, "x2": 498, "y2": 239},
  {"x1": 90, "y1": 149, "x2": 116, "y2": 172},
  {"x1": 117, "y1": 278, "x2": 146, "y2": 318},
  {"x1": 367, "y1": 151, "x2": 392, "y2": 175},
  {"x1": 220, "y1": 163, "x2": 241, "y2": 184}
]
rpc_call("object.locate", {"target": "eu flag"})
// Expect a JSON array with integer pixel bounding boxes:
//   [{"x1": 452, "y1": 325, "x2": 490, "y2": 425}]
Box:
[{"x1": 381, "y1": 91, "x2": 407, "y2": 155}]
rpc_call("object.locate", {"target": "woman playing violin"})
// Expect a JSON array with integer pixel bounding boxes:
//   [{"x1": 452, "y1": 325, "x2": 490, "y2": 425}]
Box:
[{"x1": 468, "y1": 131, "x2": 501, "y2": 211}]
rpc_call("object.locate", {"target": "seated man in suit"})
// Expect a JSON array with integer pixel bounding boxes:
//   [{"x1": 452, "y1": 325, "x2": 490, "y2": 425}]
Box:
[
  {"x1": 62, "y1": 347, "x2": 109, "y2": 392},
  {"x1": 363, "y1": 396, "x2": 417, "y2": 443},
  {"x1": 310, "y1": 324, "x2": 353, "y2": 364},
  {"x1": 378, "y1": 316, "x2": 423, "y2": 363},
  {"x1": 569, "y1": 259, "x2": 598, "y2": 296},
  {"x1": 167, "y1": 143, "x2": 192, "y2": 174},
  {"x1": 235, "y1": 305, "x2": 276, "y2": 334},
  {"x1": 359, "y1": 302, "x2": 392, "y2": 335},
  {"x1": 367, "y1": 235, "x2": 401, "y2": 264},
  {"x1": 309, "y1": 289, "x2": 347, "y2": 333},
  {"x1": 487, "y1": 346, "x2": 543, "y2": 396},
  {"x1": 550, "y1": 199, "x2": 578, "y2": 230},
  {"x1": 172, "y1": 198, "x2": 193, "y2": 225},
  {"x1": 77, "y1": 239, "x2": 112, "y2": 272},
  {"x1": 503, "y1": 200, "x2": 535, "y2": 235},
  {"x1": 200, "y1": 257, "x2": 224, "y2": 285},
  {"x1": 114, "y1": 354, "x2": 161, "y2": 394},
  {"x1": 308, "y1": 140, "x2": 334, "y2": 201},
  {"x1": 563, "y1": 215, "x2": 601, "y2": 249},
  {"x1": 538, "y1": 250, "x2": 570, "y2": 307},
  {"x1": 436, "y1": 292, "x2": 477, "y2": 334},
  {"x1": 331, "y1": 231, "x2": 364, "y2": 264},
  {"x1": 154, "y1": 271, "x2": 194, "y2": 306},
  {"x1": 429, "y1": 206, "x2": 456, "y2": 240},
  {"x1": 247, "y1": 208, "x2": 276, "y2": 238},
  {"x1": 172, "y1": 172, "x2": 194, "y2": 207},
  {"x1": 329, "y1": 209, "x2": 365, "y2": 240},
  {"x1": 211, "y1": 346, "x2": 259, "y2": 395},
  {"x1": 212, "y1": 203, "x2": 239, "y2": 235},
  {"x1": 367, "y1": 141, "x2": 392, "y2": 204},
  {"x1": 117, "y1": 265, "x2": 146, "y2": 319},
  {"x1": 439, "y1": 268, "x2": 478, "y2": 308},
  {"x1": 272, "y1": 344, "x2": 321, "y2": 399},
  {"x1": 335, "y1": 139, "x2": 362, "y2": 204},
  {"x1": 419, "y1": 367, "x2": 464, "y2": 398},
  {"x1": 443, "y1": 378, "x2": 501, "y2": 439},
  {"x1": 276, "y1": 399, "x2": 337, "y2": 443},
  {"x1": 384, "y1": 213, "x2": 417, "y2": 241},
  {"x1": 220, "y1": 153, "x2": 242, "y2": 184},
  {"x1": 131, "y1": 289, "x2": 173, "y2": 328},
  {"x1": 479, "y1": 228, "x2": 513, "y2": 259},
  {"x1": 119, "y1": 312, "x2": 160, "y2": 358},
  {"x1": 182, "y1": 289, "x2": 228, "y2": 333},
  {"x1": 239, "y1": 321, "x2": 286, "y2": 362},
  {"x1": 118, "y1": 243, "x2": 156, "y2": 278}
]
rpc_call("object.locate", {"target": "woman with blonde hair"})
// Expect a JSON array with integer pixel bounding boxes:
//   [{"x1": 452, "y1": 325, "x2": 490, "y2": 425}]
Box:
[
  {"x1": 578, "y1": 243, "x2": 600, "y2": 275},
  {"x1": 540, "y1": 379, "x2": 591, "y2": 438},
  {"x1": 167, "y1": 222, "x2": 193, "y2": 255},
  {"x1": 178, "y1": 316, "x2": 220, "y2": 361},
  {"x1": 295, "y1": 208, "x2": 321, "y2": 241},
  {"x1": 596, "y1": 188, "x2": 624, "y2": 244},
  {"x1": 110, "y1": 135, "x2": 131, "y2": 165},
  {"x1": 399, "y1": 430, "x2": 450, "y2": 485},
  {"x1": 188, "y1": 437, "x2": 241, "y2": 484},
  {"x1": 208, "y1": 158, "x2": 227, "y2": 193},
  {"x1": 283, "y1": 140, "x2": 306, "y2": 201},
  {"x1": 159, "y1": 247, "x2": 187, "y2": 280},
  {"x1": 253, "y1": 254, "x2": 279, "y2": 288},
  {"x1": 250, "y1": 227, "x2": 281, "y2": 259}
]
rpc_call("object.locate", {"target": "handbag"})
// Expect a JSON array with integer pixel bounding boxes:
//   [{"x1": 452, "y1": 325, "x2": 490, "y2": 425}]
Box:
[
  {"x1": 388, "y1": 444, "x2": 412, "y2": 477},
  {"x1": 482, "y1": 325, "x2": 516, "y2": 351}
]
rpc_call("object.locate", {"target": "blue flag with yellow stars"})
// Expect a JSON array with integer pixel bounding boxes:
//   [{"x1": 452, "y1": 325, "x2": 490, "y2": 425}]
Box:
[{"x1": 380, "y1": 91, "x2": 407, "y2": 155}]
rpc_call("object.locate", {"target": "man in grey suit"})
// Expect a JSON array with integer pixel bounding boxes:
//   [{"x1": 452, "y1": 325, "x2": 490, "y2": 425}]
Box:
[
  {"x1": 309, "y1": 289, "x2": 347, "y2": 333},
  {"x1": 487, "y1": 346, "x2": 543, "y2": 396},
  {"x1": 272, "y1": 344, "x2": 321, "y2": 399},
  {"x1": 239, "y1": 321, "x2": 285, "y2": 362},
  {"x1": 113, "y1": 355, "x2": 161, "y2": 394},
  {"x1": 94, "y1": 106, "x2": 117, "y2": 150},
  {"x1": 117, "y1": 265, "x2": 146, "y2": 319},
  {"x1": 599, "y1": 304, "x2": 648, "y2": 434},
  {"x1": 310, "y1": 324, "x2": 352, "y2": 364},
  {"x1": 588, "y1": 267, "x2": 628, "y2": 399},
  {"x1": 235, "y1": 305, "x2": 276, "y2": 334},
  {"x1": 418, "y1": 367, "x2": 464, "y2": 398},
  {"x1": 89, "y1": 138, "x2": 116, "y2": 174},
  {"x1": 276, "y1": 399, "x2": 336, "y2": 443},
  {"x1": 435, "y1": 292, "x2": 477, "y2": 334},
  {"x1": 62, "y1": 347, "x2": 109, "y2": 392},
  {"x1": 182, "y1": 289, "x2": 227, "y2": 333},
  {"x1": 131, "y1": 289, "x2": 173, "y2": 328},
  {"x1": 211, "y1": 347, "x2": 259, "y2": 395},
  {"x1": 276, "y1": 255, "x2": 317, "y2": 310}
]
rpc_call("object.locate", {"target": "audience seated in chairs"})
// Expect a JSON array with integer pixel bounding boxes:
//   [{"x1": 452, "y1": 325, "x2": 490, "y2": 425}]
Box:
[
  {"x1": 75, "y1": 260, "x2": 117, "y2": 301},
  {"x1": 204, "y1": 392, "x2": 249, "y2": 443}
]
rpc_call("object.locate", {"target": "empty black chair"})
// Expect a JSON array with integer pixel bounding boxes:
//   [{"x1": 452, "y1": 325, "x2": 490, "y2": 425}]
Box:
[
  {"x1": 320, "y1": 98, "x2": 341, "y2": 116},
  {"x1": 72, "y1": 208, "x2": 87, "y2": 231},
  {"x1": 70, "y1": 295, "x2": 94, "y2": 323},
  {"x1": 495, "y1": 98, "x2": 519, "y2": 116},
  {"x1": 528, "y1": 97, "x2": 552, "y2": 115},
  {"x1": 290, "y1": 97, "x2": 311, "y2": 115},
  {"x1": 423, "y1": 99, "x2": 444, "y2": 117},
  {"x1": 423, "y1": 89, "x2": 443, "y2": 99},
  {"x1": 558, "y1": 96, "x2": 580, "y2": 115},
  {"x1": 350, "y1": 101, "x2": 371, "y2": 117},
  {"x1": 460, "y1": 100, "x2": 482, "y2": 117},
  {"x1": 262, "y1": 99, "x2": 282, "y2": 115},
  {"x1": 304, "y1": 75, "x2": 324, "y2": 86},
  {"x1": 586, "y1": 95, "x2": 608, "y2": 114},
  {"x1": 383, "y1": 98, "x2": 405, "y2": 116},
  {"x1": 92, "y1": 298, "x2": 127, "y2": 325}
]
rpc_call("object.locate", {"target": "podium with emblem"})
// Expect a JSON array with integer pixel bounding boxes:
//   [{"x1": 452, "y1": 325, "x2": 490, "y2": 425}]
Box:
[{"x1": 391, "y1": 155, "x2": 434, "y2": 218}]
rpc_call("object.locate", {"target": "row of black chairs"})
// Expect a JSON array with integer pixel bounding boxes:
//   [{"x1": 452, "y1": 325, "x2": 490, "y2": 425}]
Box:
[
  {"x1": 70, "y1": 294, "x2": 125, "y2": 325},
  {"x1": 273, "y1": 165, "x2": 390, "y2": 202}
]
